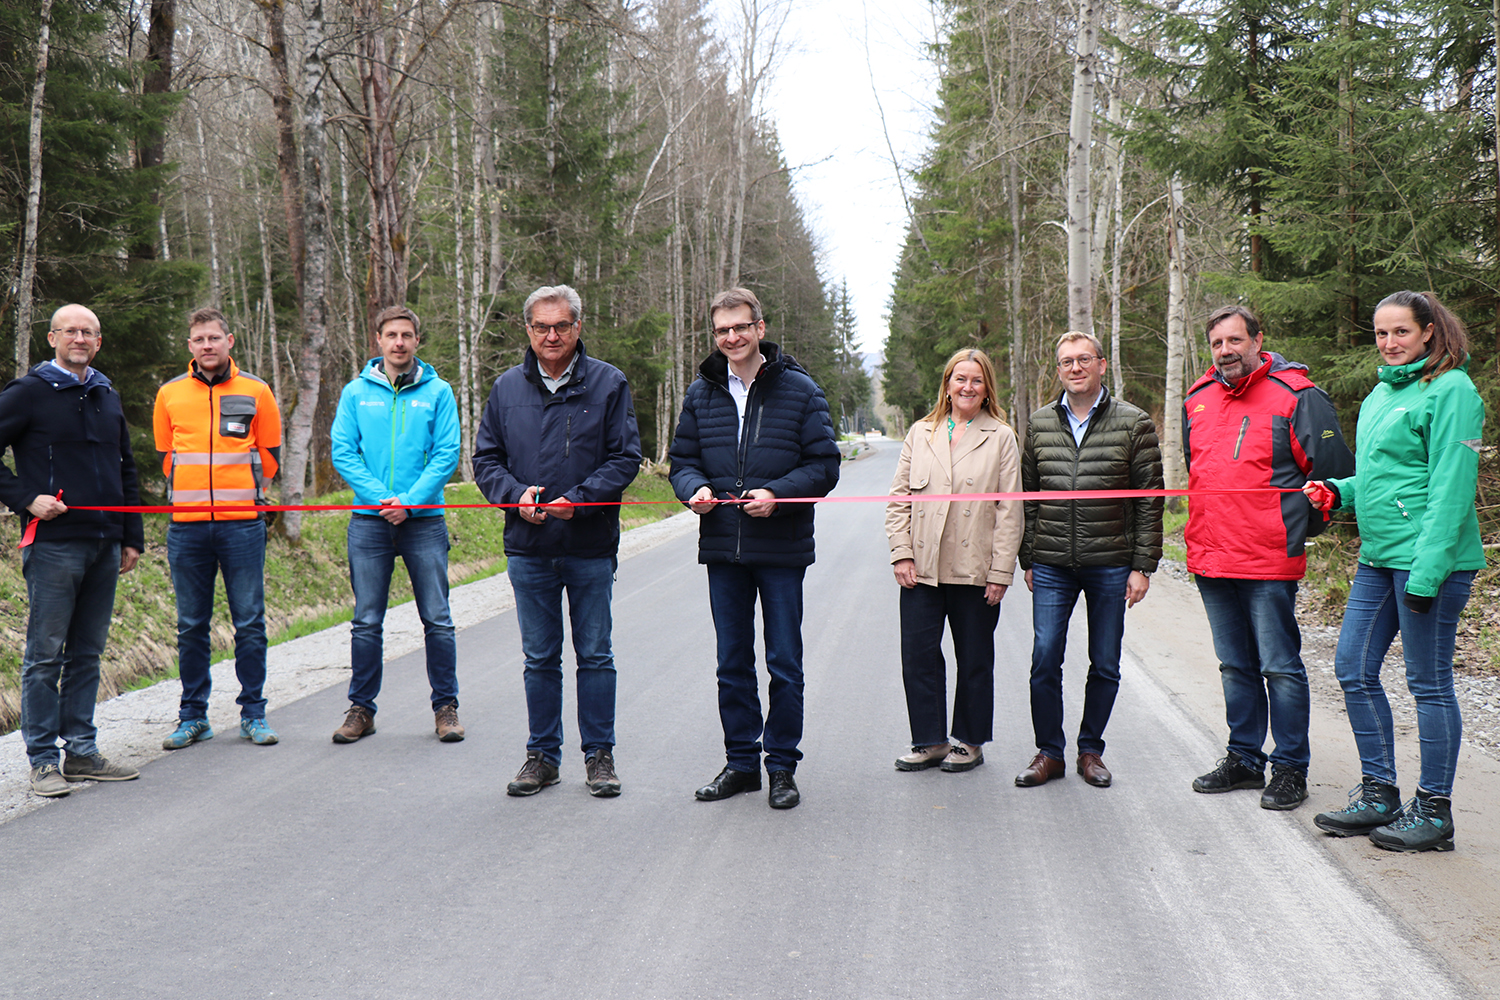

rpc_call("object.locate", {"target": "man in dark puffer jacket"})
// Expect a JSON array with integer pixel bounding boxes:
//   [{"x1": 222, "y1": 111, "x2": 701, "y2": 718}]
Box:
[
  {"x1": 670, "y1": 287, "x2": 840, "y2": 810},
  {"x1": 1015, "y1": 331, "x2": 1162, "y2": 791},
  {"x1": 0, "y1": 303, "x2": 145, "y2": 797}
]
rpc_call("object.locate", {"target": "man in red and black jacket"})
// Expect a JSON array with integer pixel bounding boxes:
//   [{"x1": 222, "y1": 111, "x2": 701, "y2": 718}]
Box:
[{"x1": 1183, "y1": 305, "x2": 1353, "y2": 811}]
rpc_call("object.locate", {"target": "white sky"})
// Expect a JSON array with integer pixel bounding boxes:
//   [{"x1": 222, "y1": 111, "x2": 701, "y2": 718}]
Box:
[{"x1": 709, "y1": 0, "x2": 941, "y2": 353}]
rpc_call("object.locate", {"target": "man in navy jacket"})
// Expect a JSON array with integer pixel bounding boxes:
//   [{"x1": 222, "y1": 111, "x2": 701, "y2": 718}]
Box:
[
  {"x1": 0, "y1": 303, "x2": 144, "y2": 797},
  {"x1": 473, "y1": 285, "x2": 641, "y2": 798},
  {"x1": 669, "y1": 287, "x2": 840, "y2": 810}
]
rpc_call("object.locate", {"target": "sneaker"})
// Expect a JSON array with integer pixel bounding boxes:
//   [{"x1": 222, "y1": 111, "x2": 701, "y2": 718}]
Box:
[
  {"x1": 1191, "y1": 753, "x2": 1265, "y2": 793},
  {"x1": 940, "y1": 743, "x2": 984, "y2": 773},
  {"x1": 239, "y1": 717, "x2": 279, "y2": 745},
  {"x1": 434, "y1": 703, "x2": 465, "y2": 743},
  {"x1": 895, "y1": 743, "x2": 951, "y2": 771},
  {"x1": 62, "y1": 752, "x2": 140, "y2": 782},
  {"x1": 1314, "y1": 777, "x2": 1403, "y2": 836},
  {"x1": 507, "y1": 751, "x2": 561, "y2": 796},
  {"x1": 163, "y1": 719, "x2": 214, "y2": 750},
  {"x1": 29, "y1": 763, "x2": 70, "y2": 798},
  {"x1": 1369, "y1": 791, "x2": 1455, "y2": 853},
  {"x1": 333, "y1": 705, "x2": 376, "y2": 744},
  {"x1": 585, "y1": 749, "x2": 622, "y2": 797},
  {"x1": 1260, "y1": 766, "x2": 1308, "y2": 810}
]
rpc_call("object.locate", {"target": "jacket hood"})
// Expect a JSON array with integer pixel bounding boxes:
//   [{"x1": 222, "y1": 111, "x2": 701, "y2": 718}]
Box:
[
  {"x1": 359, "y1": 355, "x2": 438, "y2": 390},
  {"x1": 697, "y1": 341, "x2": 804, "y2": 387},
  {"x1": 1377, "y1": 352, "x2": 1470, "y2": 387},
  {"x1": 1204, "y1": 351, "x2": 1308, "y2": 395},
  {"x1": 28, "y1": 360, "x2": 112, "y2": 392}
]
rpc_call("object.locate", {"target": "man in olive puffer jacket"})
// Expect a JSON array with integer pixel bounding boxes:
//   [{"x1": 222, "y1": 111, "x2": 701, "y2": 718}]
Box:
[{"x1": 1015, "y1": 331, "x2": 1163, "y2": 790}]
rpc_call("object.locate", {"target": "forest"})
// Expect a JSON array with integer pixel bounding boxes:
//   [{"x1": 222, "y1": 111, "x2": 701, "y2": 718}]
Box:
[
  {"x1": 0, "y1": 0, "x2": 872, "y2": 543},
  {"x1": 884, "y1": 0, "x2": 1499, "y2": 509},
  {"x1": 3, "y1": 0, "x2": 1498, "y2": 518}
]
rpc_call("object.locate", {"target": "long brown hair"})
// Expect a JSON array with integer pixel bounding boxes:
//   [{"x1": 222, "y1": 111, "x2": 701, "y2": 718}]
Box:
[
  {"x1": 920, "y1": 348, "x2": 1006, "y2": 434},
  {"x1": 1375, "y1": 290, "x2": 1469, "y2": 383}
]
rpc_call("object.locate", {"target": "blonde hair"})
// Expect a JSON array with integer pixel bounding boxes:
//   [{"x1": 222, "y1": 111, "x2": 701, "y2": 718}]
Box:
[{"x1": 920, "y1": 348, "x2": 1005, "y2": 434}]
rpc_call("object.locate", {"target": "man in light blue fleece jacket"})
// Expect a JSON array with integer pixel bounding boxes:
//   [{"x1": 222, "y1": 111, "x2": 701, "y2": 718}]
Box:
[{"x1": 329, "y1": 305, "x2": 463, "y2": 744}]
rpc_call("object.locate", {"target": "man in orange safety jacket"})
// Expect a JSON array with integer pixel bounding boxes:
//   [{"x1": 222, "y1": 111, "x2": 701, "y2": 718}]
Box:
[{"x1": 153, "y1": 307, "x2": 283, "y2": 751}]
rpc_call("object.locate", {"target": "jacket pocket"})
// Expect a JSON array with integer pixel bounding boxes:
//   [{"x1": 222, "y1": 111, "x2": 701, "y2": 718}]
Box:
[{"x1": 219, "y1": 394, "x2": 257, "y2": 439}]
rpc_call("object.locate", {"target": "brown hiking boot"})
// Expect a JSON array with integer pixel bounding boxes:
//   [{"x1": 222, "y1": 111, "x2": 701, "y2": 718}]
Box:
[
  {"x1": 434, "y1": 703, "x2": 465, "y2": 742},
  {"x1": 332, "y1": 705, "x2": 376, "y2": 744},
  {"x1": 585, "y1": 748, "x2": 621, "y2": 797}
]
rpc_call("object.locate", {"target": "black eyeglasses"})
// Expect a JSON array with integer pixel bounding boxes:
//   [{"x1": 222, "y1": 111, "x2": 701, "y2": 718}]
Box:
[
  {"x1": 1057, "y1": 355, "x2": 1101, "y2": 370},
  {"x1": 712, "y1": 322, "x2": 758, "y2": 339},
  {"x1": 529, "y1": 321, "x2": 576, "y2": 336}
]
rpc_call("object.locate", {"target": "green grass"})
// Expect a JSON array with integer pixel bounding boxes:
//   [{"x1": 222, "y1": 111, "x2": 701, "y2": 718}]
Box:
[{"x1": 0, "y1": 472, "x2": 677, "y2": 733}]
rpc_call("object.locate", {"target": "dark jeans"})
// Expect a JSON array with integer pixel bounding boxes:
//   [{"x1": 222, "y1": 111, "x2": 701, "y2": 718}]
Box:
[
  {"x1": 899, "y1": 582, "x2": 1001, "y2": 746},
  {"x1": 167, "y1": 519, "x2": 269, "y2": 721},
  {"x1": 508, "y1": 554, "x2": 617, "y2": 765},
  {"x1": 346, "y1": 514, "x2": 458, "y2": 714},
  {"x1": 1335, "y1": 564, "x2": 1474, "y2": 797},
  {"x1": 706, "y1": 563, "x2": 807, "y2": 774},
  {"x1": 1029, "y1": 562, "x2": 1131, "y2": 759},
  {"x1": 19, "y1": 538, "x2": 120, "y2": 767},
  {"x1": 1196, "y1": 576, "x2": 1310, "y2": 771}
]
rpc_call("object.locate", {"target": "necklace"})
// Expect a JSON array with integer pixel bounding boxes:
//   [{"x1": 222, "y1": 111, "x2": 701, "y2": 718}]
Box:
[{"x1": 947, "y1": 415, "x2": 974, "y2": 442}]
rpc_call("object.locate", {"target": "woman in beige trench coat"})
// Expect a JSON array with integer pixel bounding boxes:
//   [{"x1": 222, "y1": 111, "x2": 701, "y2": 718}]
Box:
[{"x1": 885, "y1": 348, "x2": 1023, "y2": 773}]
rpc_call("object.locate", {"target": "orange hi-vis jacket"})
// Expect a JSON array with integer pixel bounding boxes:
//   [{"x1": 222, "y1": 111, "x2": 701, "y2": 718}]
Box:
[{"x1": 153, "y1": 359, "x2": 283, "y2": 522}]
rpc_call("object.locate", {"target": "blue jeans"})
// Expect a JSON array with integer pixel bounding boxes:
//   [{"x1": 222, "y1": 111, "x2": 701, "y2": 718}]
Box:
[
  {"x1": 706, "y1": 563, "x2": 807, "y2": 774},
  {"x1": 167, "y1": 519, "x2": 269, "y2": 721},
  {"x1": 1196, "y1": 576, "x2": 1309, "y2": 771},
  {"x1": 1335, "y1": 564, "x2": 1474, "y2": 797},
  {"x1": 899, "y1": 582, "x2": 1000, "y2": 746},
  {"x1": 347, "y1": 514, "x2": 457, "y2": 714},
  {"x1": 507, "y1": 554, "x2": 617, "y2": 765},
  {"x1": 19, "y1": 539, "x2": 120, "y2": 766},
  {"x1": 1029, "y1": 563, "x2": 1131, "y2": 759}
]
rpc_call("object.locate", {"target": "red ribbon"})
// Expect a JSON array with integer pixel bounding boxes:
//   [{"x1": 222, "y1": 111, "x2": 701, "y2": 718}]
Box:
[{"x1": 52, "y1": 486, "x2": 1300, "y2": 516}]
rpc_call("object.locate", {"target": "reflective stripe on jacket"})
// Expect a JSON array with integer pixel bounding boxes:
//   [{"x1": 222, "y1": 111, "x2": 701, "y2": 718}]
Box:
[{"x1": 153, "y1": 358, "x2": 282, "y2": 522}]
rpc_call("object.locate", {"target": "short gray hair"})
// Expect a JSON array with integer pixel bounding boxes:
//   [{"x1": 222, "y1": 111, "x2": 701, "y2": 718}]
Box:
[{"x1": 523, "y1": 285, "x2": 583, "y2": 325}]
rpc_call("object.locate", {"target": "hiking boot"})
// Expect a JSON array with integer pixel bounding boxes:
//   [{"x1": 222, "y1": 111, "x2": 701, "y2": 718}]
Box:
[
  {"x1": 30, "y1": 763, "x2": 70, "y2": 798},
  {"x1": 333, "y1": 705, "x2": 376, "y2": 744},
  {"x1": 507, "y1": 751, "x2": 560, "y2": 796},
  {"x1": 62, "y1": 752, "x2": 140, "y2": 782},
  {"x1": 240, "y1": 717, "x2": 279, "y2": 745},
  {"x1": 895, "y1": 743, "x2": 951, "y2": 771},
  {"x1": 1369, "y1": 791, "x2": 1455, "y2": 853},
  {"x1": 1314, "y1": 777, "x2": 1403, "y2": 836},
  {"x1": 940, "y1": 743, "x2": 984, "y2": 773},
  {"x1": 163, "y1": 719, "x2": 213, "y2": 750},
  {"x1": 585, "y1": 749, "x2": 621, "y2": 797},
  {"x1": 1192, "y1": 753, "x2": 1265, "y2": 793},
  {"x1": 1260, "y1": 766, "x2": 1308, "y2": 810},
  {"x1": 434, "y1": 703, "x2": 465, "y2": 742}
]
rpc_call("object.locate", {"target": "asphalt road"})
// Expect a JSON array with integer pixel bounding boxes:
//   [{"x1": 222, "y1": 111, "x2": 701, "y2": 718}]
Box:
[{"x1": 0, "y1": 444, "x2": 1476, "y2": 999}]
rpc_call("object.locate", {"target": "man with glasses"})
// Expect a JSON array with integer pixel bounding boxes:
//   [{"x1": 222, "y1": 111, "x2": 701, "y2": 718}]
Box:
[
  {"x1": 1015, "y1": 331, "x2": 1162, "y2": 789},
  {"x1": 669, "y1": 287, "x2": 840, "y2": 810},
  {"x1": 0, "y1": 304, "x2": 144, "y2": 796},
  {"x1": 1184, "y1": 305, "x2": 1352, "y2": 810},
  {"x1": 473, "y1": 285, "x2": 641, "y2": 797},
  {"x1": 154, "y1": 307, "x2": 283, "y2": 751}
]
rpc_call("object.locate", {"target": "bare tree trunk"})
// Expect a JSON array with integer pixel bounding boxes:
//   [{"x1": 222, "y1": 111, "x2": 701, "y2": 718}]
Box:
[
  {"x1": 358, "y1": 0, "x2": 406, "y2": 330},
  {"x1": 14, "y1": 0, "x2": 54, "y2": 377},
  {"x1": 280, "y1": 0, "x2": 330, "y2": 542},
  {"x1": 1066, "y1": 0, "x2": 1100, "y2": 336},
  {"x1": 253, "y1": 175, "x2": 283, "y2": 399},
  {"x1": 193, "y1": 107, "x2": 223, "y2": 305},
  {"x1": 1105, "y1": 81, "x2": 1127, "y2": 400},
  {"x1": 1163, "y1": 175, "x2": 1188, "y2": 490},
  {"x1": 134, "y1": 0, "x2": 174, "y2": 259},
  {"x1": 257, "y1": 0, "x2": 306, "y2": 294}
]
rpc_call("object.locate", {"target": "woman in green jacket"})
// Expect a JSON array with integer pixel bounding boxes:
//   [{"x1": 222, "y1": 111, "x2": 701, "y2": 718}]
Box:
[{"x1": 1303, "y1": 291, "x2": 1486, "y2": 853}]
